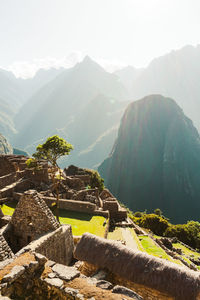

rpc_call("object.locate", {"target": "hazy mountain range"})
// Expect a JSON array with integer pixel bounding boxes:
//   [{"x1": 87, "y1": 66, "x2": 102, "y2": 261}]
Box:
[
  {"x1": 99, "y1": 95, "x2": 200, "y2": 223},
  {"x1": 1, "y1": 44, "x2": 200, "y2": 169}
]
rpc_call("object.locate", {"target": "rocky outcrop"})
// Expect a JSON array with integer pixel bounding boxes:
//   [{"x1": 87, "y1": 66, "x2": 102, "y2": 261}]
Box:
[
  {"x1": 0, "y1": 134, "x2": 12, "y2": 155},
  {"x1": 99, "y1": 95, "x2": 200, "y2": 223}
]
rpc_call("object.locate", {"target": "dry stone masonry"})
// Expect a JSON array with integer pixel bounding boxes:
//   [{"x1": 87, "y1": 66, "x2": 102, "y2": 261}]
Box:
[
  {"x1": 2, "y1": 155, "x2": 195, "y2": 299},
  {"x1": 0, "y1": 155, "x2": 127, "y2": 222},
  {"x1": 0, "y1": 234, "x2": 14, "y2": 261},
  {"x1": 5, "y1": 190, "x2": 59, "y2": 253}
]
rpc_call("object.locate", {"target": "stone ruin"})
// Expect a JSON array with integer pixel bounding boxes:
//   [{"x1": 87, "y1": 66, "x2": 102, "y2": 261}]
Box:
[
  {"x1": 0, "y1": 156, "x2": 142, "y2": 299},
  {"x1": 0, "y1": 155, "x2": 127, "y2": 223},
  {"x1": 2, "y1": 155, "x2": 198, "y2": 299},
  {"x1": 0, "y1": 189, "x2": 74, "y2": 265}
]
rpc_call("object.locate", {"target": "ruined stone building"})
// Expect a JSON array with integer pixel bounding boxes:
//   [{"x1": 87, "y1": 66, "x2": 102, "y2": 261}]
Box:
[
  {"x1": 0, "y1": 189, "x2": 74, "y2": 266},
  {"x1": 1, "y1": 154, "x2": 200, "y2": 299}
]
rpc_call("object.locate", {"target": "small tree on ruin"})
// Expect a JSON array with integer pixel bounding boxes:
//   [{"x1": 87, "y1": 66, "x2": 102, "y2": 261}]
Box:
[{"x1": 33, "y1": 135, "x2": 73, "y2": 222}]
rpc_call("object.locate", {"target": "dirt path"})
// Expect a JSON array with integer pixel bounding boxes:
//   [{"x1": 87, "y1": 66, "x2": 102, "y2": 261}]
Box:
[{"x1": 121, "y1": 228, "x2": 139, "y2": 250}]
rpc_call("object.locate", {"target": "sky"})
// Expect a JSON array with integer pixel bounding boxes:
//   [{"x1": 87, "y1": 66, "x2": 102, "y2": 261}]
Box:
[{"x1": 0, "y1": 0, "x2": 200, "y2": 77}]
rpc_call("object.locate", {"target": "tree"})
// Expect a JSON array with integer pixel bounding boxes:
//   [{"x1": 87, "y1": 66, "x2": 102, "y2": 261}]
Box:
[
  {"x1": 154, "y1": 208, "x2": 162, "y2": 217},
  {"x1": 33, "y1": 135, "x2": 73, "y2": 222}
]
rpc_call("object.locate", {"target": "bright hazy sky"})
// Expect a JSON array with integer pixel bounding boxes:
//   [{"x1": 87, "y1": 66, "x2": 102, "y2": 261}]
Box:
[{"x1": 0, "y1": 0, "x2": 200, "y2": 77}]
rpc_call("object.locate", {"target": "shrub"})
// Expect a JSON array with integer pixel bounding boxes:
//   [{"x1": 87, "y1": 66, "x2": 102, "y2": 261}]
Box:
[
  {"x1": 26, "y1": 158, "x2": 38, "y2": 169},
  {"x1": 138, "y1": 214, "x2": 169, "y2": 236},
  {"x1": 85, "y1": 169, "x2": 104, "y2": 192},
  {"x1": 154, "y1": 208, "x2": 162, "y2": 216},
  {"x1": 165, "y1": 221, "x2": 200, "y2": 249}
]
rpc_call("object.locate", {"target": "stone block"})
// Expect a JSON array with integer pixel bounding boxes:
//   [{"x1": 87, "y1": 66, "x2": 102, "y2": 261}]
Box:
[{"x1": 52, "y1": 263, "x2": 80, "y2": 281}]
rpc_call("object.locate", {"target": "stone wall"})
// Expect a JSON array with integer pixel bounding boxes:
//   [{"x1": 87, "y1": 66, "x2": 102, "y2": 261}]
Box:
[
  {"x1": 102, "y1": 200, "x2": 127, "y2": 221},
  {"x1": 0, "y1": 234, "x2": 14, "y2": 261},
  {"x1": 18, "y1": 225, "x2": 74, "y2": 266},
  {"x1": 0, "y1": 173, "x2": 17, "y2": 189},
  {"x1": 74, "y1": 175, "x2": 91, "y2": 185},
  {"x1": 43, "y1": 197, "x2": 97, "y2": 213},
  {"x1": 6, "y1": 191, "x2": 60, "y2": 253},
  {"x1": 0, "y1": 252, "x2": 138, "y2": 300},
  {"x1": 103, "y1": 200, "x2": 119, "y2": 212},
  {"x1": 0, "y1": 156, "x2": 16, "y2": 176},
  {"x1": 108, "y1": 273, "x2": 174, "y2": 300},
  {"x1": 24, "y1": 168, "x2": 49, "y2": 184}
]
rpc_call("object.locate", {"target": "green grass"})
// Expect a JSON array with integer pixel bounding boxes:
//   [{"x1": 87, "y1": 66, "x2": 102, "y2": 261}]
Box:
[
  {"x1": 2, "y1": 204, "x2": 106, "y2": 237},
  {"x1": 173, "y1": 242, "x2": 200, "y2": 259},
  {"x1": 58, "y1": 209, "x2": 106, "y2": 237},
  {"x1": 108, "y1": 228, "x2": 124, "y2": 241},
  {"x1": 1, "y1": 204, "x2": 15, "y2": 216},
  {"x1": 139, "y1": 235, "x2": 182, "y2": 265},
  {"x1": 173, "y1": 242, "x2": 200, "y2": 268}
]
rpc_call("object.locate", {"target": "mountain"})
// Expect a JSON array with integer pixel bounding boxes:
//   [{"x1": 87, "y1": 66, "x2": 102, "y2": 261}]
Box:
[
  {"x1": 0, "y1": 69, "x2": 25, "y2": 110},
  {"x1": 131, "y1": 45, "x2": 200, "y2": 131},
  {"x1": 13, "y1": 57, "x2": 128, "y2": 153},
  {"x1": 99, "y1": 95, "x2": 200, "y2": 223},
  {"x1": 114, "y1": 66, "x2": 143, "y2": 90},
  {"x1": 0, "y1": 97, "x2": 16, "y2": 138},
  {"x1": 0, "y1": 133, "x2": 13, "y2": 154},
  {"x1": 59, "y1": 94, "x2": 129, "y2": 168},
  {"x1": 0, "y1": 69, "x2": 24, "y2": 138},
  {"x1": 15, "y1": 67, "x2": 64, "y2": 102}
]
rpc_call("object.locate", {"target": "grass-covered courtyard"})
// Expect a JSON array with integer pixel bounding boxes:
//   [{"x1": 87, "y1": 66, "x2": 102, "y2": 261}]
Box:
[{"x1": 1, "y1": 203, "x2": 106, "y2": 237}]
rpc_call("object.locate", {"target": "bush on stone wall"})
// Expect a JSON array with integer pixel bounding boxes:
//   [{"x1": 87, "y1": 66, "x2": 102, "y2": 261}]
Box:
[
  {"x1": 85, "y1": 169, "x2": 104, "y2": 192},
  {"x1": 26, "y1": 158, "x2": 39, "y2": 169}
]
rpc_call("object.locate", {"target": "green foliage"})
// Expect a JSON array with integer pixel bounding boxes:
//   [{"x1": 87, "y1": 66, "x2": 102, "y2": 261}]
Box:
[
  {"x1": 85, "y1": 169, "x2": 104, "y2": 192},
  {"x1": 165, "y1": 221, "x2": 200, "y2": 249},
  {"x1": 133, "y1": 211, "x2": 144, "y2": 218},
  {"x1": 33, "y1": 135, "x2": 73, "y2": 167},
  {"x1": 134, "y1": 214, "x2": 169, "y2": 236},
  {"x1": 154, "y1": 208, "x2": 162, "y2": 216},
  {"x1": 26, "y1": 158, "x2": 38, "y2": 169},
  {"x1": 33, "y1": 135, "x2": 73, "y2": 223}
]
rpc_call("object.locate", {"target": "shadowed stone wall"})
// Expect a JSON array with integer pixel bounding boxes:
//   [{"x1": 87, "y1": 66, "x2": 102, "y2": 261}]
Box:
[
  {"x1": 18, "y1": 226, "x2": 74, "y2": 266},
  {"x1": 44, "y1": 197, "x2": 97, "y2": 213}
]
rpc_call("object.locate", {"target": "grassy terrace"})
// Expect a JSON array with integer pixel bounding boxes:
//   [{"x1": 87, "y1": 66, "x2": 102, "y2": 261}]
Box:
[
  {"x1": 1, "y1": 203, "x2": 15, "y2": 216},
  {"x1": 59, "y1": 209, "x2": 106, "y2": 236},
  {"x1": 173, "y1": 242, "x2": 200, "y2": 259},
  {"x1": 1, "y1": 204, "x2": 106, "y2": 237},
  {"x1": 139, "y1": 235, "x2": 182, "y2": 265},
  {"x1": 108, "y1": 228, "x2": 124, "y2": 241},
  {"x1": 173, "y1": 242, "x2": 200, "y2": 269}
]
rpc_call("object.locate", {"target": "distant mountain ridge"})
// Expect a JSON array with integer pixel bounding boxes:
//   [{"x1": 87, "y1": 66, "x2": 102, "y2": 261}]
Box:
[
  {"x1": 99, "y1": 95, "x2": 200, "y2": 223},
  {"x1": 13, "y1": 57, "x2": 129, "y2": 168},
  {"x1": 130, "y1": 45, "x2": 200, "y2": 131}
]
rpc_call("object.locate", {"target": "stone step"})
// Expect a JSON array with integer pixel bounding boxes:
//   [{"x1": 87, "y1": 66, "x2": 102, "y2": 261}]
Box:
[{"x1": 0, "y1": 179, "x2": 30, "y2": 198}]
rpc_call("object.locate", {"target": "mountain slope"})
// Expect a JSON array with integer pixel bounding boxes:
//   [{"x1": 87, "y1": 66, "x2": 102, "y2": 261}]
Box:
[
  {"x1": 15, "y1": 67, "x2": 64, "y2": 103},
  {"x1": 114, "y1": 65, "x2": 143, "y2": 90},
  {"x1": 59, "y1": 94, "x2": 129, "y2": 168},
  {"x1": 131, "y1": 45, "x2": 200, "y2": 131},
  {"x1": 13, "y1": 57, "x2": 128, "y2": 151},
  {"x1": 99, "y1": 94, "x2": 200, "y2": 223},
  {"x1": 0, "y1": 69, "x2": 25, "y2": 110}
]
